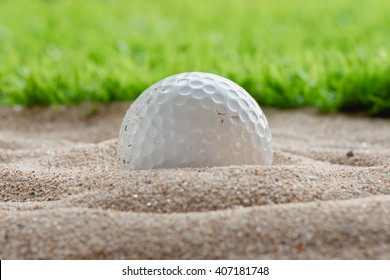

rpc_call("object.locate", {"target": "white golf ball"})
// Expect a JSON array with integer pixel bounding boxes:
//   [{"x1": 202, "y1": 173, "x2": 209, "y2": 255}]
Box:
[{"x1": 118, "y1": 72, "x2": 272, "y2": 170}]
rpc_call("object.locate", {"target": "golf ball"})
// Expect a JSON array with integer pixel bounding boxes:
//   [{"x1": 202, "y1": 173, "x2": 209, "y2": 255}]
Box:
[{"x1": 118, "y1": 72, "x2": 272, "y2": 170}]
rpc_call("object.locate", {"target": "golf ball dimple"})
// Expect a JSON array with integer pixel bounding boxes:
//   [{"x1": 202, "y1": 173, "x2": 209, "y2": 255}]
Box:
[{"x1": 118, "y1": 72, "x2": 272, "y2": 170}]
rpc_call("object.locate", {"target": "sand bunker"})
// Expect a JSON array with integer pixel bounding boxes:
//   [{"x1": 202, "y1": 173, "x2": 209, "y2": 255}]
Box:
[{"x1": 0, "y1": 103, "x2": 389, "y2": 259}]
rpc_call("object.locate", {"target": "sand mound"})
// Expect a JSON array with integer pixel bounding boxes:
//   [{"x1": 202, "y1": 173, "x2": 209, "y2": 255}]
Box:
[{"x1": 0, "y1": 103, "x2": 389, "y2": 259}]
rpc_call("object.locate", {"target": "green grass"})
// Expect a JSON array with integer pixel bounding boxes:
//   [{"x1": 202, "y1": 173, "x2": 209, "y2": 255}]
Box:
[{"x1": 0, "y1": 0, "x2": 389, "y2": 116}]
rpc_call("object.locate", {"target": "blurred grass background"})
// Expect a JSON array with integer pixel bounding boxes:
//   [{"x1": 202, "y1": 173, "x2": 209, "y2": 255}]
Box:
[{"x1": 0, "y1": 0, "x2": 389, "y2": 115}]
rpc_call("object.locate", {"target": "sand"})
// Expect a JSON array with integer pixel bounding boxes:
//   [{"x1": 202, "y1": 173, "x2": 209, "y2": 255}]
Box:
[{"x1": 0, "y1": 103, "x2": 389, "y2": 259}]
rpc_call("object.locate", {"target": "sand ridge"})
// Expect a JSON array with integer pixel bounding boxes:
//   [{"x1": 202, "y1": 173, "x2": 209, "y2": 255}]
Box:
[{"x1": 0, "y1": 103, "x2": 389, "y2": 259}]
